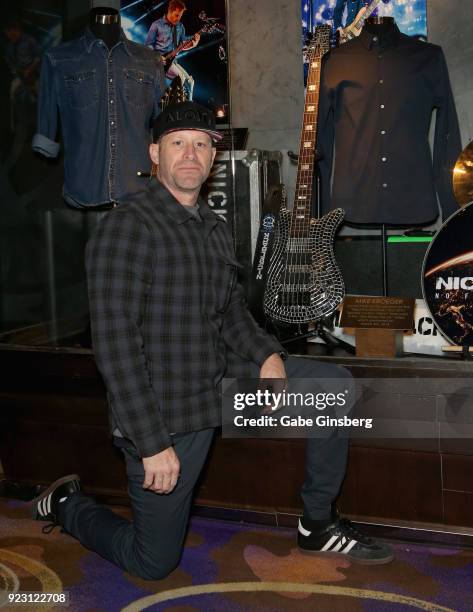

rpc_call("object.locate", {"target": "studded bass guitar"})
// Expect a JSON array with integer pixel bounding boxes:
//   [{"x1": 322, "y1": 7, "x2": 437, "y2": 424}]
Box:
[{"x1": 263, "y1": 25, "x2": 345, "y2": 325}]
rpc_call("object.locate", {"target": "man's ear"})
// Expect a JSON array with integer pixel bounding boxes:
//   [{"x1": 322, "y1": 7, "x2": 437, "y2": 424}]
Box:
[
  {"x1": 149, "y1": 142, "x2": 159, "y2": 165},
  {"x1": 211, "y1": 146, "x2": 217, "y2": 165}
]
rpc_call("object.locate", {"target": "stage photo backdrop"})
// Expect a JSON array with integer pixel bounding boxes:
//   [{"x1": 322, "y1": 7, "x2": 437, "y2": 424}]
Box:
[{"x1": 120, "y1": 0, "x2": 228, "y2": 121}]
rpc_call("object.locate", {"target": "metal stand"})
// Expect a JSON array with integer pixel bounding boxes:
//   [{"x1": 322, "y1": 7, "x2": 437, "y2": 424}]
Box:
[
  {"x1": 44, "y1": 211, "x2": 58, "y2": 345},
  {"x1": 381, "y1": 223, "x2": 388, "y2": 296},
  {"x1": 461, "y1": 345, "x2": 473, "y2": 360},
  {"x1": 280, "y1": 319, "x2": 356, "y2": 354}
]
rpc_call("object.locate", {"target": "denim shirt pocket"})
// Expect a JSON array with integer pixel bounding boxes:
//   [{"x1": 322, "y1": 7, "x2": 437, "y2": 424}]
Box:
[
  {"x1": 64, "y1": 69, "x2": 98, "y2": 110},
  {"x1": 123, "y1": 68, "x2": 154, "y2": 109}
]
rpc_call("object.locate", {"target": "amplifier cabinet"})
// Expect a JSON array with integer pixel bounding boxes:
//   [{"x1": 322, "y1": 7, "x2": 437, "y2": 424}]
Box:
[
  {"x1": 202, "y1": 150, "x2": 282, "y2": 288},
  {"x1": 334, "y1": 237, "x2": 430, "y2": 299}
]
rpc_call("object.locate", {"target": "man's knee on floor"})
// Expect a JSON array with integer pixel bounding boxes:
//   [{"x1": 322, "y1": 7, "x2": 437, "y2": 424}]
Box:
[{"x1": 132, "y1": 550, "x2": 181, "y2": 581}]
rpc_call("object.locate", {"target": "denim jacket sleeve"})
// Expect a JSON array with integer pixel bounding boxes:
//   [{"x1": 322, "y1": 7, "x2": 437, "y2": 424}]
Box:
[{"x1": 32, "y1": 53, "x2": 61, "y2": 158}]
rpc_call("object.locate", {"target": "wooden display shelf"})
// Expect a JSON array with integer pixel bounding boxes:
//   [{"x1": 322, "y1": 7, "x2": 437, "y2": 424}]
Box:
[{"x1": 1, "y1": 337, "x2": 473, "y2": 529}]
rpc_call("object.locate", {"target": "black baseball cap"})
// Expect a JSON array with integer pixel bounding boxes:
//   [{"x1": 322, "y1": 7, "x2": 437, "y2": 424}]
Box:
[{"x1": 153, "y1": 101, "x2": 222, "y2": 143}]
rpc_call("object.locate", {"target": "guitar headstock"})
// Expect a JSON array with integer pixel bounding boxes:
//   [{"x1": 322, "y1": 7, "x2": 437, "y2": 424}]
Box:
[
  {"x1": 200, "y1": 21, "x2": 225, "y2": 35},
  {"x1": 304, "y1": 24, "x2": 331, "y2": 62}
]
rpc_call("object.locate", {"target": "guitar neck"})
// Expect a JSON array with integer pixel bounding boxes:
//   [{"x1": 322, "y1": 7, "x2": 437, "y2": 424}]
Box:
[
  {"x1": 172, "y1": 26, "x2": 205, "y2": 56},
  {"x1": 291, "y1": 26, "x2": 330, "y2": 236}
]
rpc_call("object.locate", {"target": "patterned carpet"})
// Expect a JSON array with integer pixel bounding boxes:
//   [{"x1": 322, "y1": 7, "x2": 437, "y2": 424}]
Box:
[{"x1": 1, "y1": 498, "x2": 473, "y2": 611}]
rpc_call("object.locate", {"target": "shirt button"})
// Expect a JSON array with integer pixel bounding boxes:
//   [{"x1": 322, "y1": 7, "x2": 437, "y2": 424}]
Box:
[
  {"x1": 378, "y1": 54, "x2": 383, "y2": 59},
  {"x1": 381, "y1": 156, "x2": 387, "y2": 162},
  {"x1": 110, "y1": 121, "x2": 115, "y2": 125},
  {"x1": 381, "y1": 130, "x2": 386, "y2": 135},
  {"x1": 379, "y1": 79, "x2": 384, "y2": 84},
  {"x1": 382, "y1": 183, "x2": 388, "y2": 188},
  {"x1": 373, "y1": 36, "x2": 378, "y2": 42},
  {"x1": 380, "y1": 104, "x2": 385, "y2": 109},
  {"x1": 110, "y1": 99, "x2": 114, "y2": 104},
  {"x1": 111, "y1": 143, "x2": 115, "y2": 147},
  {"x1": 109, "y1": 78, "x2": 113, "y2": 83}
]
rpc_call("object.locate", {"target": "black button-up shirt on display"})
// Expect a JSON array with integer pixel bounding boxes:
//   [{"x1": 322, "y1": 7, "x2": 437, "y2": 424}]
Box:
[
  {"x1": 316, "y1": 24, "x2": 462, "y2": 225},
  {"x1": 85, "y1": 180, "x2": 283, "y2": 457},
  {"x1": 32, "y1": 28, "x2": 164, "y2": 208}
]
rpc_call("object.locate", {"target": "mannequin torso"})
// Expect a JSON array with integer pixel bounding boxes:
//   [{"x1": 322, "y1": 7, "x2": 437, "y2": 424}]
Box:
[
  {"x1": 89, "y1": 7, "x2": 120, "y2": 50},
  {"x1": 363, "y1": 16, "x2": 396, "y2": 40}
]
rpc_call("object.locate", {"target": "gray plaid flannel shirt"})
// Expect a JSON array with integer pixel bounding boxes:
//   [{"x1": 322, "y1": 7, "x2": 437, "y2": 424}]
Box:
[{"x1": 85, "y1": 180, "x2": 283, "y2": 457}]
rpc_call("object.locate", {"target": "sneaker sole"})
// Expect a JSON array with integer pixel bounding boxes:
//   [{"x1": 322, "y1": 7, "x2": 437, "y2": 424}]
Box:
[
  {"x1": 31, "y1": 474, "x2": 80, "y2": 520},
  {"x1": 298, "y1": 546, "x2": 394, "y2": 565}
]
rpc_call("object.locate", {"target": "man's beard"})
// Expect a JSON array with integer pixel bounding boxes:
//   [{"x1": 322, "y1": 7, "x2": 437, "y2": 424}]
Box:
[{"x1": 172, "y1": 170, "x2": 206, "y2": 192}]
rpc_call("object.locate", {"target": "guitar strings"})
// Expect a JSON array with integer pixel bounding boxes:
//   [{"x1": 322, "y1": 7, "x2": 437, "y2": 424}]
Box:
[{"x1": 278, "y1": 26, "x2": 330, "y2": 320}]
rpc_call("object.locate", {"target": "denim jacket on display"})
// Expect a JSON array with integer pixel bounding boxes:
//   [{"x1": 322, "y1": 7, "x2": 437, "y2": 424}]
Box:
[{"x1": 32, "y1": 28, "x2": 165, "y2": 208}]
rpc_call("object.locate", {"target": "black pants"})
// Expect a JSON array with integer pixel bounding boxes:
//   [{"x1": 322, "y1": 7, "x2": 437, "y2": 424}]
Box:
[
  {"x1": 287, "y1": 357, "x2": 352, "y2": 521},
  {"x1": 61, "y1": 428, "x2": 214, "y2": 580},
  {"x1": 60, "y1": 356, "x2": 352, "y2": 579},
  {"x1": 247, "y1": 356, "x2": 352, "y2": 521}
]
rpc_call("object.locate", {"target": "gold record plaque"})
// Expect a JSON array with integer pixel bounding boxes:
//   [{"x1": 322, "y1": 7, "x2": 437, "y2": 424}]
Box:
[
  {"x1": 453, "y1": 140, "x2": 473, "y2": 207},
  {"x1": 422, "y1": 202, "x2": 473, "y2": 346}
]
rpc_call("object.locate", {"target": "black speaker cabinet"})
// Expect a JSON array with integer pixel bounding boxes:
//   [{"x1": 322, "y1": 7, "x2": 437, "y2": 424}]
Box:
[{"x1": 334, "y1": 237, "x2": 430, "y2": 298}]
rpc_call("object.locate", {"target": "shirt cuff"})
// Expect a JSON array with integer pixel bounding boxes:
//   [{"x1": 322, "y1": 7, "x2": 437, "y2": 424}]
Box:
[
  {"x1": 135, "y1": 427, "x2": 173, "y2": 458},
  {"x1": 32, "y1": 133, "x2": 60, "y2": 158},
  {"x1": 252, "y1": 336, "x2": 286, "y2": 368}
]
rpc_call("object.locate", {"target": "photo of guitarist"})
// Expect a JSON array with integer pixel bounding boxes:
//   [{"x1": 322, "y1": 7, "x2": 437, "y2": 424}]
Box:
[
  {"x1": 333, "y1": 0, "x2": 390, "y2": 34},
  {"x1": 145, "y1": 0, "x2": 200, "y2": 100}
]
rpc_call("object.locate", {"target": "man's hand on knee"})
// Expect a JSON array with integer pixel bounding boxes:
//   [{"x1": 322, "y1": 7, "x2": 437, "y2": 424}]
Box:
[
  {"x1": 259, "y1": 353, "x2": 287, "y2": 414},
  {"x1": 260, "y1": 353, "x2": 287, "y2": 380},
  {"x1": 142, "y1": 447, "x2": 180, "y2": 494}
]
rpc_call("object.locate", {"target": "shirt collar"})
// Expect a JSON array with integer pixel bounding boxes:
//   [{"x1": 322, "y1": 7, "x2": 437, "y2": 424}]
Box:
[
  {"x1": 149, "y1": 179, "x2": 222, "y2": 229},
  {"x1": 358, "y1": 23, "x2": 401, "y2": 51},
  {"x1": 83, "y1": 27, "x2": 132, "y2": 56}
]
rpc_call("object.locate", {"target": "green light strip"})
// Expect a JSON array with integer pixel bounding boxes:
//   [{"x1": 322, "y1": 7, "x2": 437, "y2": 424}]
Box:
[{"x1": 387, "y1": 236, "x2": 433, "y2": 243}]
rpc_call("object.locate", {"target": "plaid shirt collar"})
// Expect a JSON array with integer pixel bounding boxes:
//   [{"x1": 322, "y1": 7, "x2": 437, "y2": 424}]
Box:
[{"x1": 149, "y1": 178, "x2": 224, "y2": 235}]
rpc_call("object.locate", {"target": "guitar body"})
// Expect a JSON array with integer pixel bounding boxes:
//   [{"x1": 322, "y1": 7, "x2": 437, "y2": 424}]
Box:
[
  {"x1": 162, "y1": 51, "x2": 182, "y2": 73},
  {"x1": 161, "y1": 21, "x2": 225, "y2": 71},
  {"x1": 264, "y1": 208, "x2": 345, "y2": 324}
]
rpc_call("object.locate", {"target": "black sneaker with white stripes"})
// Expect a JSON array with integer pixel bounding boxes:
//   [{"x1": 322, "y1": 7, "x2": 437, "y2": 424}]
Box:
[
  {"x1": 31, "y1": 474, "x2": 81, "y2": 533},
  {"x1": 298, "y1": 517, "x2": 394, "y2": 565}
]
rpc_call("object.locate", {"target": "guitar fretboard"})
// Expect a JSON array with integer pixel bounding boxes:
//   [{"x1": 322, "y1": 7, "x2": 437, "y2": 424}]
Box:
[{"x1": 291, "y1": 25, "x2": 331, "y2": 238}]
